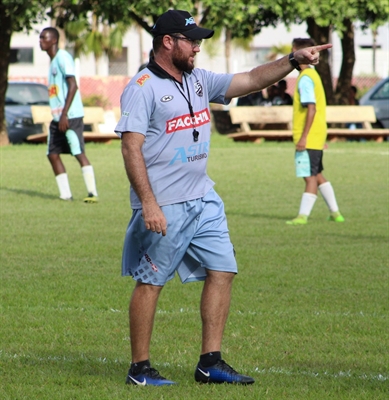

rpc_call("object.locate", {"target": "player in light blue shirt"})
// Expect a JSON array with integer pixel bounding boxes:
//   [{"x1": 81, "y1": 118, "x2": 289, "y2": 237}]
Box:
[
  {"x1": 40, "y1": 27, "x2": 98, "y2": 203},
  {"x1": 48, "y1": 48, "x2": 84, "y2": 121}
]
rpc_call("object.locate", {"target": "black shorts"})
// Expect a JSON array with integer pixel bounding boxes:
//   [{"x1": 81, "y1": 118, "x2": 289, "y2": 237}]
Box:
[
  {"x1": 47, "y1": 117, "x2": 85, "y2": 156},
  {"x1": 306, "y1": 149, "x2": 324, "y2": 176}
]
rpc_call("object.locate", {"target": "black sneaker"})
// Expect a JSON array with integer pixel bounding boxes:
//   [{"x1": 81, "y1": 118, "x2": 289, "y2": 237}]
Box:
[
  {"x1": 126, "y1": 365, "x2": 176, "y2": 386},
  {"x1": 195, "y1": 359, "x2": 255, "y2": 384}
]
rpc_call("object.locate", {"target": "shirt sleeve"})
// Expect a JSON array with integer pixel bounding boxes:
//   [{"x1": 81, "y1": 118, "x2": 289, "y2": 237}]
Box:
[
  {"x1": 114, "y1": 84, "x2": 152, "y2": 137},
  {"x1": 199, "y1": 69, "x2": 234, "y2": 105},
  {"x1": 298, "y1": 75, "x2": 316, "y2": 106},
  {"x1": 59, "y1": 50, "x2": 76, "y2": 78}
]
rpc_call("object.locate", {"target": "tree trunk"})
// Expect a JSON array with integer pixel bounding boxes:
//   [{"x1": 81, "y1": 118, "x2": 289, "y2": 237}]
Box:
[
  {"x1": 306, "y1": 18, "x2": 334, "y2": 105},
  {"x1": 333, "y1": 19, "x2": 355, "y2": 105},
  {"x1": 372, "y1": 28, "x2": 377, "y2": 74},
  {"x1": 0, "y1": 3, "x2": 11, "y2": 145},
  {"x1": 225, "y1": 28, "x2": 231, "y2": 73}
]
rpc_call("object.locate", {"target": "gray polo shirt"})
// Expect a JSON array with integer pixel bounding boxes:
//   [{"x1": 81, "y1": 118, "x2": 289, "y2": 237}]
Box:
[{"x1": 115, "y1": 59, "x2": 233, "y2": 209}]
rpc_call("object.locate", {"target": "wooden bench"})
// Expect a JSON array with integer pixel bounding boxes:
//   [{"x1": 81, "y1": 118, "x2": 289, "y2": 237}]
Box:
[
  {"x1": 227, "y1": 105, "x2": 389, "y2": 142},
  {"x1": 27, "y1": 106, "x2": 119, "y2": 144}
]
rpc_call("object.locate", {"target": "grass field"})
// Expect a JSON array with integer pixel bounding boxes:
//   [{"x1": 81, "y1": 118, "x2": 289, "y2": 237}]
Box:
[{"x1": 0, "y1": 135, "x2": 388, "y2": 399}]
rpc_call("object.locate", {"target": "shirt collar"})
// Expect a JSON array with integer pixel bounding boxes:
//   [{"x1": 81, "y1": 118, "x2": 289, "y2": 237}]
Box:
[{"x1": 147, "y1": 57, "x2": 191, "y2": 83}]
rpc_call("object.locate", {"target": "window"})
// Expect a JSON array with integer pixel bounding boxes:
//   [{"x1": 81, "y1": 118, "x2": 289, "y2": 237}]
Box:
[
  {"x1": 371, "y1": 80, "x2": 389, "y2": 100},
  {"x1": 359, "y1": 45, "x2": 382, "y2": 49},
  {"x1": 5, "y1": 83, "x2": 49, "y2": 106},
  {"x1": 10, "y1": 48, "x2": 34, "y2": 64}
]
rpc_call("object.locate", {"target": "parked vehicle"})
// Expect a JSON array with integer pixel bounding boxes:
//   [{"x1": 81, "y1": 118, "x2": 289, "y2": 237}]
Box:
[
  {"x1": 359, "y1": 77, "x2": 389, "y2": 129},
  {"x1": 5, "y1": 81, "x2": 49, "y2": 144}
]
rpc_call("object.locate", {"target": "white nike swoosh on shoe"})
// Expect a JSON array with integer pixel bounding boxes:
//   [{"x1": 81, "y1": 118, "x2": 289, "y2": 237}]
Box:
[
  {"x1": 128, "y1": 375, "x2": 147, "y2": 386},
  {"x1": 197, "y1": 367, "x2": 210, "y2": 377}
]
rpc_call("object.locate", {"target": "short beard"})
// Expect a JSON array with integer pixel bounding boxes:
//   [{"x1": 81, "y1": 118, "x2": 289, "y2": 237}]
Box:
[{"x1": 172, "y1": 43, "x2": 194, "y2": 73}]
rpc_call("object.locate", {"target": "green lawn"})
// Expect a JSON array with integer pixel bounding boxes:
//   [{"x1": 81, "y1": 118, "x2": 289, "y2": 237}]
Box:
[{"x1": 1, "y1": 135, "x2": 388, "y2": 399}]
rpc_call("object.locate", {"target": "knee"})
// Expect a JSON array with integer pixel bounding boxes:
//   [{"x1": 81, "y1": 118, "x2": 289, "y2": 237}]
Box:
[
  {"x1": 133, "y1": 282, "x2": 164, "y2": 298},
  {"x1": 206, "y1": 270, "x2": 236, "y2": 285}
]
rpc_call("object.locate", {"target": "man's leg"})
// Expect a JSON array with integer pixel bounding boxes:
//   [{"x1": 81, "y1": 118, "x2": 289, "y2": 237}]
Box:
[
  {"x1": 75, "y1": 153, "x2": 90, "y2": 168},
  {"x1": 195, "y1": 269, "x2": 254, "y2": 384},
  {"x1": 317, "y1": 173, "x2": 344, "y2": 221},
  {"x1": 129, "y1": 282, "x2": 163, "y2": 363},
  {"x1": 287, "y1": 176, "x2": 318, "y2": 225},
  {"x1": 200, "y1": 270, "x2": 234, "y2": 354},
  {"x1": 48, "y1": 154, "x2": 72, "y2": 200},
  {"x1": 75, "y1": 153, "x2": 98, "y2": 201},
  {"x1": 48, "y1": 153, "x2": 66, "y2": 175},
  {"x1": 126, "y1": 282, "x2": 176, "y2": 386}
]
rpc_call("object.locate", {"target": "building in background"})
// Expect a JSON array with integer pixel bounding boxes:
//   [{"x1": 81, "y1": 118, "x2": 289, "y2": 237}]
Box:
[
  {"x1": 8, "y1": 20, "x2": 388, "y2": 109},
  {"x1": 9, "y1": 21, "x2": 389, "y2": 78}
]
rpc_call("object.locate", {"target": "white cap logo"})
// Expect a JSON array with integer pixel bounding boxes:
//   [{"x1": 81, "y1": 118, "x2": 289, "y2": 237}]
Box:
[{"x1": 185, "y1": 17, "x2": 195, "y2": 26}]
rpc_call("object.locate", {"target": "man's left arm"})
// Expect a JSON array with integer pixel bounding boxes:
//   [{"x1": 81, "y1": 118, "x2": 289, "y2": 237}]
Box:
[
  {"x1": 58, "y1": 76, "x2": 78, "y2": 132},
  {"x1": 225, "y1": 44, "x2": 332, "y2": 99}
]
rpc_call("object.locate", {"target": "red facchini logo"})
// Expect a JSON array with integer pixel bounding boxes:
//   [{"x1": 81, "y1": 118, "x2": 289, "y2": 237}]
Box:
[{"x1": 166, "y1": 108, "x2": 210, "y2": 134}]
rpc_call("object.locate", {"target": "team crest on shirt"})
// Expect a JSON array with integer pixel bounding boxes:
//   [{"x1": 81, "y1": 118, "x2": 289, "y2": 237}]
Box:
[
  {"x1": 48, "y1": 84, "x2": 59, "y2": 98},
  {"x1": 194, "y1": 80, "x2": 203, "y2": 97},
  {"x1": 136, "y1": 73, "x2": 150, "y2": 86}
]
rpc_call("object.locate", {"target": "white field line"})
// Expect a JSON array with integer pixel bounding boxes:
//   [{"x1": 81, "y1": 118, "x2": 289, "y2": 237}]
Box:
[
  {"x1": 3, "y1": 307, "x2": 386, "y2": 319},
  {"x1": 325, "y1": 149, "x2": 389, "y2": 156},
  {"x1": 254, "y1": 366, "x2": 388, "y2": 382},
  {"x1": 0, "y1": 350, "x2": 387, "y2": 382},
  {"x1": 250, "y1": 147, "x2": 389, "y2": 156}
]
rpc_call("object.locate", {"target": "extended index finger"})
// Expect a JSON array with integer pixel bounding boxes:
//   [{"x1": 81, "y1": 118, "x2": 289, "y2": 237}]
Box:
[{"x1": 314, "y1": 43, "x2": 333, "y2": 52}]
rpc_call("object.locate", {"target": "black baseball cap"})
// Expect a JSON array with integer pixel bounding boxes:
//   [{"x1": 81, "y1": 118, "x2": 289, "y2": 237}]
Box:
[{"x1": 151, "y1": 10, "x2": 214, "y2": 40}]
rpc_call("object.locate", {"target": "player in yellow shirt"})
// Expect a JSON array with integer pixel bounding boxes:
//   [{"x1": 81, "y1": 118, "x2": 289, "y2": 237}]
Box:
[{"x1": 287, "y1": 38, "x2": 344, "y2": 225}]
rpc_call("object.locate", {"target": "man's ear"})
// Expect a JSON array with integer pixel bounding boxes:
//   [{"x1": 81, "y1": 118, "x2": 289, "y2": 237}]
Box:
[{"x1": 162, "y1": 35, "x2": 175, "y2": 50}]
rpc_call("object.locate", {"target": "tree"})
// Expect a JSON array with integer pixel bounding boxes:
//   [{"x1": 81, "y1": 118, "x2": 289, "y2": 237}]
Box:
[
  {"x1": 50, "y1": 1, "x2": 134, "y2": 75},
  {"x1": 0, "y1": 0, "x2": 136, "y2": 142},
  {"x1": 125, "y1": 1, "x2": 279, "y2": 73},
  {"x1": 63, "y1": 16, "x2": 130, "y2": 75},
  {"x1": 0, "y1": 0, "x2": 51, "y2": 140},
  {"x1": 199, "y1": 1, "x2": 279, "y2": 73},
  {"x1": 260, "y1": 0, "x2": 389, "y2": 105}
]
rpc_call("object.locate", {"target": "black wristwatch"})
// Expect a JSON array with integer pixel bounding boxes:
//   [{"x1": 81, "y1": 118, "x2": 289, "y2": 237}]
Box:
[{"x1": 289, "y1": 52, "x2": 301, "y2": 71}]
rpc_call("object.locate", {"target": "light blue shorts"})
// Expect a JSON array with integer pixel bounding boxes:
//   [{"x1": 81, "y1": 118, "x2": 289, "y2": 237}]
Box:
[{"x1": 121, "y1": 188, "x2": 237, "y2": 285}]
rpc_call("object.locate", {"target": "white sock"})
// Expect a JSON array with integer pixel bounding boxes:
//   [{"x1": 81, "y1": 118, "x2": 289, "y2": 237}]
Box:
[
  {"x1": 298, "y1": 192, "x2": 317, "y2": 216},
  {"x1": 319, "y1": 182, "x2": 339, "y2": 213},
  {"x1": 82, "y1": 165, "x2": 98, "y2": 196},
  {"x1": 55, "y1": 173, "x2": 72, "y2": 199}
]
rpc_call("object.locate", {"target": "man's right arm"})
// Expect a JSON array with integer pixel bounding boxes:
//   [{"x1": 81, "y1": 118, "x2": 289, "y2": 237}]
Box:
[
  {"x1": 225, "y1": 44, "x2": 332, "y2": 100},
  {"x1": 121, "y1": 132, "x2": 167, "y2": 236}
]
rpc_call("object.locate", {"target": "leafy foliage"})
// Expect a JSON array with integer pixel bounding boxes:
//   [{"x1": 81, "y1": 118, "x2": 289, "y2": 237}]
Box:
[
  {"x1": 1, "y1": 0, "x2": 389, "y2": 135},
  {"x1": 82, "y1": 94, "x2": 111, "y2": 108},
  {"x1": 200, "y1": 0, "x2": 279, "y2": 39},
  {"x1": 259, "y1": 0, "x2": 388, "y2": 34},
  {"x1": 1, "y1": 0, "x2": 51, "y2": 32}
]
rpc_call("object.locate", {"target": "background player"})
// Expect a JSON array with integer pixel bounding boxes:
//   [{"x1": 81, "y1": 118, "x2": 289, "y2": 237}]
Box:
[
  {"x1": 39, "y1": 27, "x2": 98, "y2": 203},
  {"x1": 287, "y1": 38, "x2": 344, "y2": 225}
]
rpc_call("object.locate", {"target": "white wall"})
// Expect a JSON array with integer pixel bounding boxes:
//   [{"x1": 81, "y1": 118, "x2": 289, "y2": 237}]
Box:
[
  {"x1": 10, "y1": 21, "x2": 49, "y2": 78},
  {"x1": 9, "y1": 20, "x2": 389, "y2": 79}
]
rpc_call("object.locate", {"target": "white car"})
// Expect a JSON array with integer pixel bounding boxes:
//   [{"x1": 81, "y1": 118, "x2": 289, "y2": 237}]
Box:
[{"x1": 359, "y1": 77, "x2": 389, "y2": 129}]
